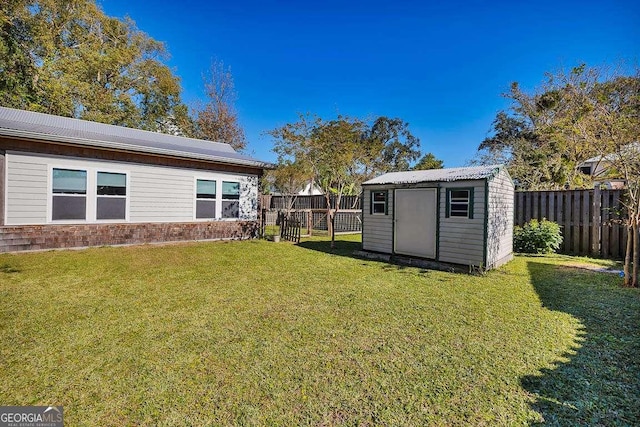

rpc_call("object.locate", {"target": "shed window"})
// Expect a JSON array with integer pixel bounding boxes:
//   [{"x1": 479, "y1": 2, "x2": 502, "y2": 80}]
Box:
[
  {"x1": 447, "y1": 189, "x2": 473, "y2": 218},
  {"x1": 371, "y1": 191, "x2": 388, "y2": 214},
  {"x1": 196, "y1": 179, "x2": 217, "y2": 219},
  {"x1": 97, "y1": 172, "x2": 126, "y2": 220},
  {"x1": 222, "y1": 181, "x2": 240, "y2": 218},
  {"x1": 52, "y1": 168, "x2": 87, "y2": 220}
]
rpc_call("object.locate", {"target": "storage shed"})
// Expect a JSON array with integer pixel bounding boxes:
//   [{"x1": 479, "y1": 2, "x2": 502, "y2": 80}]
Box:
[{"x1": 361, "y1": 165, "x2": 514, "y2": 270}]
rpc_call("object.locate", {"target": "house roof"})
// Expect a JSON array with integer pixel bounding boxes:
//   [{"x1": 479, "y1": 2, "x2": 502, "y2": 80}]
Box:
[
  {"x1": 363, "y1": 165, "x2": 504, "y2": 185},
  {"x1": 0, "y1": 106, "x2": 269, "y2": 169},
  {"x1": 582, "y1": 142, "x2": 640, "y2": 164}
]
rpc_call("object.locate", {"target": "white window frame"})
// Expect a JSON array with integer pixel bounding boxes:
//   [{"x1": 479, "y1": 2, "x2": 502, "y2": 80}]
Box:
[
  {"x1": 371, "y1": 190, "x2": 387, "y2": 215},
  {"x1": 221, "y1": 180, "x2": 240, "y2": 220},
  {"x1": 47, "y1": 165, "x2": 130, "y2": 224},
  {"x1": 447, "y1": 188, "x2": 472, "y2": 219},
  {"x1": 194, "y1": 177, "x2": 219, "y2": 220},
  {"x1": 49, "y1": 167, "x2": 89, "y2": 223},
  {"x1": 95, "y1": 170, "x2": 129, "y2": 222}
]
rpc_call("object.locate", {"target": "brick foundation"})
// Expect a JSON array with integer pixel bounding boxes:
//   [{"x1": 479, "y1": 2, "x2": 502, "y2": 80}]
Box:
[{"x1": 0, "y1": 221, "x2": 259, "y2": 253}]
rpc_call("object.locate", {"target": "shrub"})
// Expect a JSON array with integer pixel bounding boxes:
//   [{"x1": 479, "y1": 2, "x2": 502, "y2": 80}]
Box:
[{"x1": 513, "y1": 218, "x2": 563, "y2": 254}]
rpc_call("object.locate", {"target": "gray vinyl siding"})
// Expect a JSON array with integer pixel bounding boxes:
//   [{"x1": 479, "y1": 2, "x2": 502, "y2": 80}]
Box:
[
  {"x1": 438, "y1": 181, "x2": 485, "y2": 266},
  {"x1": 362, "y1": 186, "x2": 394, "y2": 253},
  {"x1": 486, "y1": 169, "x2": 514, "y2": 268},
  {"x1": 4, "y1": 152, "x2": 259, "y2": 225},
  {"x1": 5, "y1": 155, "x2": 48, "y2": 224}
]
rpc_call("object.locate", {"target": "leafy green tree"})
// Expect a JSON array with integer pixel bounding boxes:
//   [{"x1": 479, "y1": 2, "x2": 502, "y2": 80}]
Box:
[
  {"x1": 412, "y1": 152, "x2": 444, "y2": 170},
  {"x1": 478, "y1": 63, "x2": 639, "y2": 285},
  {"x1": 361, "y1": 116, "x2": 421, "y2": 178},
  {"x1": 263, "y1": 159, "x2": 312, "y2": 211},
  {"x1": 270, "y1": 114, "x2": 366, "y2": 247},
  {"x1": 1, "y1": 0, "x2": 185, "y2": 131},
  {"x1": 270, "y1": 114, "x2": 422, "y2": 248}
]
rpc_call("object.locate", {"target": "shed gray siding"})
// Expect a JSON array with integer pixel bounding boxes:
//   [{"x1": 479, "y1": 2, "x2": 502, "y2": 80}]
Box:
[
  {"x1": 437, "y1": 180, "x2": 485, "y2": 266},
  {"x1": 362, "y1": 186, "x2": 394, "y2": 254},
  {"x1": 486, "y1": 168, "x2": 514, "y2": 268},
  {"x1": 4, "y1": 152, "x2": 259, "y2": 225}
]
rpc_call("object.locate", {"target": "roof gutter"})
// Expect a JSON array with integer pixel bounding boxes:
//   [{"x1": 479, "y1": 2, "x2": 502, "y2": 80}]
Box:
[{"x1": 0, "y1": 128, "x2": 273, "y2": 169}]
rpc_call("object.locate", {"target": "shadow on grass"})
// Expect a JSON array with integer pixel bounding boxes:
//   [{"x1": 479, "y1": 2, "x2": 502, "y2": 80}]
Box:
[
  {"x1": 296, "y1": 238, "x2": 363, "y2": 259},
  {"x1": 523, "y1": 261, "x2": 640, "y2": 425},
  {"x1": 296, "y1": 239, "x2": 440, "y2": 278}
]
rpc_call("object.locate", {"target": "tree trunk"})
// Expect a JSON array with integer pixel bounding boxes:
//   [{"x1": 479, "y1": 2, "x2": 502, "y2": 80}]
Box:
[
  {"x1": 333, "y1": 192, "x2": 342, "y2": 250},
  {"x1": 623, "y1": 220, "x2": 632, "y2": 287},
  {"x1": 330, "y1": 210, "x2": 336, "y2": 249},
  {"x1": 327, "y1": 209, "x2": 335, "y2": 248},
  {"x1": 633, "y1": 217, "x2": 639, "y2": 287}
]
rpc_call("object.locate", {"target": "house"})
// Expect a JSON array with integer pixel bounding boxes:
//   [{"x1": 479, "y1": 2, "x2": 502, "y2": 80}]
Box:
[
  {"x1": 298, "y1": 181, "x2": 323, "y2": 196},
  {"x1": 359, "y1": 165, "x2": 514, "y2": 271},
  {"x1": 0, "y1": 107, "x2": 269, "y2": 252},
  {"x1": 578, "y1": 142, "x2": 639, "y2": 189}
]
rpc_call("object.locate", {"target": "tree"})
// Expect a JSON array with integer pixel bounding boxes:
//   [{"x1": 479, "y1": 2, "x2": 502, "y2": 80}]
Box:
[
  {"x1": 263, "y1": 160, "x2": 312, "y2": 212},
  {"x1": 585, "y1": 74, "x2": 640, "y2": 286},
  {"x1": 412, "y1": 152, "x2": 444, "y2": 170},
  {"x1": 1, "y1": 0, "x2": 186, "y2": 132},
  {"x1": 270, "y1": 114, "x2": 422, "y2": 248},
  {"x1": 477, "y1": 63, "x2": 639, "y2": 285},
  {"x1": 361, "y1": 116, "x2": 421, "y2": 179},
  {"x1": 192, "y1": 59, "x2": 247, "y2": 151},
  {"x1": 475, "y1": 66, "x2": 616, "y2": 189}
]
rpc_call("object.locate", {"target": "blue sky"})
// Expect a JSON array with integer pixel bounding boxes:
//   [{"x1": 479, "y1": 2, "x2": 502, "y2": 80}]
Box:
[{"x1": 99, "y1": 0, "x2": 639, "y2": 167}]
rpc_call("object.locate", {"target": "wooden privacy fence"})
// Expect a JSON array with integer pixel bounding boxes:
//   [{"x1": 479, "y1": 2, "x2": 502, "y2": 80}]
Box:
[
  {"x1": 260, "y1": 195, "x2": 362, "y2": 235},
  {"x1": 515, "y1": 189, "x2": 631, "y2": 258},
  {"x1": 261, "y1": 194, "x2": 361, "y2": 210}
]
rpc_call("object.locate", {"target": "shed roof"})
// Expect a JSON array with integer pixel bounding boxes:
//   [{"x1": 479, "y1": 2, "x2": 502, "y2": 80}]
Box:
[
  {"x1": 363, "y1": 165, "x2": 504, "y2": 185},
  {"x1": 0, "y1": 106, "x2": 268, "y2": 168}
]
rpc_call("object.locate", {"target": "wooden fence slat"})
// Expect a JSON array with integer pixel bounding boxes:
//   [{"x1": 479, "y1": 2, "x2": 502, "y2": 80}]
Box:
[
  {"x1": 557, "y1": 192, "x2": 564, "y2": 242},
  {"x1": 591, "y1": 187, "x2": 601, "y2": 255},
  {"x1": 571, "y1": 192, "x2": 580, "y2": 254},
  {"x1": 541, "y1": 192, "x2": 547, "y2": 219},
  {"x1": 601, "y1": 190, "x2": 610, "y2": 258},
  {"x1": 517, "y1": 192, "x2": 524, "y2": 226},
  {"x1": 611, "y1": 191, "x2": 621, "y2": 258},
  {"x1": 581, "y1": 190, "x2": 590, "y2": 255},
  {"x1": 548, "y1": 192, "x2": 555, "y2": 222},
  {"x1": 564, "y1": 192, "x2": 572, "y2": 253},
  {"x1": 532, "y1": 192, "x2": 539, "y2": 221}
]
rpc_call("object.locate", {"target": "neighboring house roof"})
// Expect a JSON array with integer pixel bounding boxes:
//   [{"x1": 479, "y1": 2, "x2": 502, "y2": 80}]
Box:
[
  {"x1": 0, "y1": 106, "x2": 269, "y2": 168},
  {"x1": 363, "y1": 165, "x2": 504, "y2": 185},
  {"x1": 582, "y1": 142, "x2": 640, "y2": 164}
]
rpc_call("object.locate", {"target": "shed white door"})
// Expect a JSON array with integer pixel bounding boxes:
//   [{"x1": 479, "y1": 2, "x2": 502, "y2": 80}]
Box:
[{"x1": 394, "y1": 188, "x2": 437, "y2": 258}]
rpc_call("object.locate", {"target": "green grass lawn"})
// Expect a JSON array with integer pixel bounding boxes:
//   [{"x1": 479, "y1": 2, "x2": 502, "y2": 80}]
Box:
[{"x1": 0, "y1": 235, "x2": 638, "y2": 426}]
